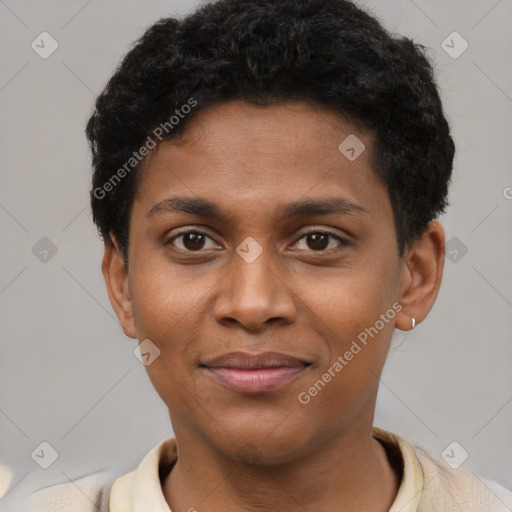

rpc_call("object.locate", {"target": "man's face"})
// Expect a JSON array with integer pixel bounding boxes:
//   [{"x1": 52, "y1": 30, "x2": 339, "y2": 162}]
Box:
[{"x1": 123, "y1": 100, "x2": 404, "y2": 461}]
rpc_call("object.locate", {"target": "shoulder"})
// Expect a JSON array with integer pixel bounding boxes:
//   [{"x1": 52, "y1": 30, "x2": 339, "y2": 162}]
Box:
[
  {"x1": 414, "y1": 447, "x2": 512, "y2": 512},
  {"x1": 18, "y1": 470, "x2": 117, "y2": 512},
  {"x1": 18, "y1": 437, "x2": 176, "y2": 512},
  {"x1": 0, "y1": 463, "x2": 13, "y2": 500},
  {"x1": 374, "y1": 428, "x2": 512, "y2": 512}
]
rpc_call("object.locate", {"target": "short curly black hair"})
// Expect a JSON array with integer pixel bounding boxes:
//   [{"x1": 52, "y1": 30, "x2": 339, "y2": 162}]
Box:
[{"x1": 86, "y1": 0, "x2": 454, "y2": 263}]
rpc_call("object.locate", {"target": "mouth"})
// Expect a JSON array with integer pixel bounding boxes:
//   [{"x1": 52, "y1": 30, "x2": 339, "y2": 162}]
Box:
[{"x1": 200, "y1": 351, "x2": 311, "y2": 394}]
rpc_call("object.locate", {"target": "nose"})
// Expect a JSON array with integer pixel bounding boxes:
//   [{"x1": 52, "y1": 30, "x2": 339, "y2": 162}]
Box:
[{"x1": 213, "y1": 248, "x2": 297, "y2": 331}]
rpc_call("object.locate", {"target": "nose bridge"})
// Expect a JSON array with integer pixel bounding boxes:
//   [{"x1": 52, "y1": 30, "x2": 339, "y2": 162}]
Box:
[
  {"x1": 213, "y1": 241, "x2": 296, "y2": 329},
  {"x1": 234, "y1": 247, "x2": 277, "y2": 299}
]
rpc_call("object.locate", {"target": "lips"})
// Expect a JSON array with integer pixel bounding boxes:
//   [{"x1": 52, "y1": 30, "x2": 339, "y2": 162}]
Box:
[{"x1": 201, "y1": 351, "x2": 310, "y2": 393}]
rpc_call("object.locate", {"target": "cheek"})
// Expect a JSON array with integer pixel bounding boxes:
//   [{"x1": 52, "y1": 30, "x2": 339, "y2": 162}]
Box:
[
  {"x1": 129, "y1": 253, "x2": 211, "y2": 341},
  {"x1": 303, "y1": 253, "x2": 399, "y2": 378},
  {"x1": 309, "y1": 255, "x2": 398, "y2": 335},
  {"x1": 297, "y1": 279, "x2": 397, "y2": 424},
  {"x1": 315, "y1": 288, "x2": 395, "y2": 374},
  {"x1": 128, "y1": 260, "x2": 203, "y2": 410}
]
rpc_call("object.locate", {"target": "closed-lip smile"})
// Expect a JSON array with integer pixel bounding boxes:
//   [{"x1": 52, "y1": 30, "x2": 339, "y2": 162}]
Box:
[{"x1": 201, "y1": 351, "x2": 311, "y2": 393}]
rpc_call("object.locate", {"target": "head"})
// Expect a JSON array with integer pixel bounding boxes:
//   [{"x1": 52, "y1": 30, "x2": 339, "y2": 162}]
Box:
[{"x1": 88, "y1": 0, "x2": 453, "y2": 461}]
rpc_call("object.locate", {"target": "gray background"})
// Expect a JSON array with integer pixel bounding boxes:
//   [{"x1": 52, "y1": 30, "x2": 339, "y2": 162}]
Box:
[{"x1": 1, "y1": 0, "x2": 511, "y2": 508}]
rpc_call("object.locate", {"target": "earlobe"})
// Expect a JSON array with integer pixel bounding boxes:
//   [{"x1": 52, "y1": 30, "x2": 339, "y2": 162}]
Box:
[
  {"x1": 101, "y1": 235, "x2": 137, "y2": 339},
  {"x1": 395, "y1": 220, "x2": 445, "y2": 331}
]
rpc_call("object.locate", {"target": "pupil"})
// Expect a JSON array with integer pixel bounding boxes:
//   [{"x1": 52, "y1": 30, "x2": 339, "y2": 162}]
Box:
[
  {"x1": 184, "y1": 233, "x2": 204, "y2": 250},
  {"x1": 308, "y1": 233, "x2": 328, "y2": 250}
]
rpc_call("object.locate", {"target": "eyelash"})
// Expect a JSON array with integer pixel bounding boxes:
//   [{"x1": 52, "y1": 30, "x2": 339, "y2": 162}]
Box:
[{"x1": 165, "y1": 228, "x2": 350, "y2": 253}]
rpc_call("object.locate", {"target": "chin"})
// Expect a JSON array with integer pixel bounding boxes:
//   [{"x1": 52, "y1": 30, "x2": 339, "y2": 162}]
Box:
[{"x1": 211, "y1": 418, "x2": 315, "y2": 465}]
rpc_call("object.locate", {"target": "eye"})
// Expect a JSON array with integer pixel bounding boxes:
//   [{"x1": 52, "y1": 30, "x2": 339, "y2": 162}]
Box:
[
  {"x1": 166, "y1": 230, "x2": 219, "y2": 252},
  {"x1": 293, "y1": 231, "x2": 350, "y2": 252}
]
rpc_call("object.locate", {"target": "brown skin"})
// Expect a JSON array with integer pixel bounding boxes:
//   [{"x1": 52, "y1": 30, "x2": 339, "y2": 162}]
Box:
[{"x1": 102, "y1": 100, "x2": 445, "y2": 511}]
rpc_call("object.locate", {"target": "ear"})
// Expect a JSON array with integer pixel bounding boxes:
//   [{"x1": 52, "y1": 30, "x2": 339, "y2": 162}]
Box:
[
  {"x1": 101, "y1": 235, "x2": 137, "y2": 339},
  {"x1": 395, "y1": 220, "x2": 445, "y2": 331}
]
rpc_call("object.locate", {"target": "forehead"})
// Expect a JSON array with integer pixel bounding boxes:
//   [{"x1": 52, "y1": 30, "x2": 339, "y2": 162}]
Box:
[
  {"x1": 134, "y1": 99, "x2": 387, "y2": 220},
  {"x1": 157, "y1": 99, "x2": 372, "y2": 167}
]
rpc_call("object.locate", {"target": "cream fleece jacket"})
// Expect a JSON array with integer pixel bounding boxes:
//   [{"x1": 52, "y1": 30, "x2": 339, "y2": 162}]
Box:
[{"x1": 19, "y1": 428, "x2": 512, "y2": 511}]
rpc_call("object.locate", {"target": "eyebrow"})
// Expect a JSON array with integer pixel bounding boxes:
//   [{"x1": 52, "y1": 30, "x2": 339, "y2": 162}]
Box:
[{"x1": 147, "y1": 196, "x2": 370, "y2": 220}]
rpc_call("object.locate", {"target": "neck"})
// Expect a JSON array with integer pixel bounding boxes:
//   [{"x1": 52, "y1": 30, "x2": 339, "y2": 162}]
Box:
[{"x1": 163, "y1": 424, "x2": 399, "y2": 512}]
